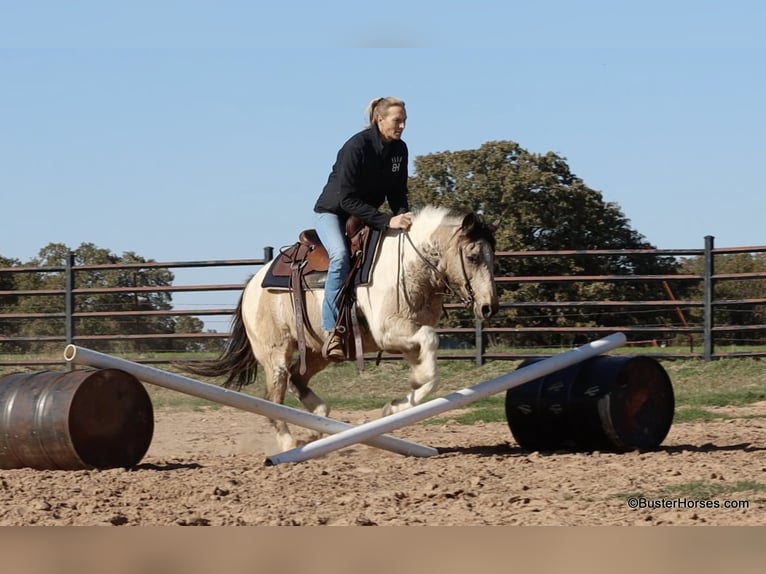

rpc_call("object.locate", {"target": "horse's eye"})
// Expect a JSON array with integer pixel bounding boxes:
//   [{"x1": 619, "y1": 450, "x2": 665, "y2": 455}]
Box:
[{"x1": 467, "y1": 253, "x2": 481, "y2": 264}]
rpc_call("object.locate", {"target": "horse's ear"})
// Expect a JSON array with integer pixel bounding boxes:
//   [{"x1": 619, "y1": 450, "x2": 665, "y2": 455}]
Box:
[{"x1": 460, "y1": 212, "x2": 477, "y2": 234}]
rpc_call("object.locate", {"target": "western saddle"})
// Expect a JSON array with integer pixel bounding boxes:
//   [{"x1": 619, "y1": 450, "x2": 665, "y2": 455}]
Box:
[{"x1": 266, "y1": 216, "x2": 373, "y2": 374}]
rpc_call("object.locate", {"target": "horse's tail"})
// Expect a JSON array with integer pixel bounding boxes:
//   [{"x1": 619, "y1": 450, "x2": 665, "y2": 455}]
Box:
[{"x1": 177, "y1": 293, "x2": 258, "y2": 390}]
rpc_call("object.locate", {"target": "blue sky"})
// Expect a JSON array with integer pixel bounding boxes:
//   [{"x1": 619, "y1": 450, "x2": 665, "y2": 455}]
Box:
[{"x1": 1, "y1": 2, "x2": 764, "y2": 326}]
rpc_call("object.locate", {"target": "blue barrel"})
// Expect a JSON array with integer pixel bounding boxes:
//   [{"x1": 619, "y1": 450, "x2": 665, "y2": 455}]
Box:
[
  {"x1": 0, "y1": 369, "x2": 154, "y2": 470},
  {"x1": 505, "y1": 355, "x2": 674, "y2": 452}
]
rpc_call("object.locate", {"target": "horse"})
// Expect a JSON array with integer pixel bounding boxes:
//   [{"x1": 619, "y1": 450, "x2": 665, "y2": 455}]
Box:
[{"x1": 183, "y1": 205, "x2": 499, "y2": 452}]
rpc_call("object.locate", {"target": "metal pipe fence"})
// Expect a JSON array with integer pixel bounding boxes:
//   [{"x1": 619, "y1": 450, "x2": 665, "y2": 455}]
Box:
[{"x1": 2, "y1": 238, "x2": 765, "y2": 368}]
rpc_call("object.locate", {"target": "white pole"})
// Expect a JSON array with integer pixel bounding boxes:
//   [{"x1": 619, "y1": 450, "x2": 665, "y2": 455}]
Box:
[
  {"x1": 265, "y1": 333, "x2": 627, "y2": 465},
  {"x1": 63, "y1": 345, "x2": 438, "y2": 458}
]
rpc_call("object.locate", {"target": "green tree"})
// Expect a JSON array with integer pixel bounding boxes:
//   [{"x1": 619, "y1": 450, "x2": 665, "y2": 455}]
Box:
[
  {"x1": 408, "y1": 140, "x2": 681, "y2": 346},
  {"x1": 174, "y1": 316, "x2": 225, "y2": 353},
  {"x1": 0, "y1": 255, "x2": 21, "y2": 307},
  {"x1": 678, "y1": 252, "x2": 766, "y2": 345},
  {"x1": 0, "y1": 256, "x2": 23, "y2": 352},
  {"x1": 6, "y1": 243, "x2": 205, "y2": 353}
]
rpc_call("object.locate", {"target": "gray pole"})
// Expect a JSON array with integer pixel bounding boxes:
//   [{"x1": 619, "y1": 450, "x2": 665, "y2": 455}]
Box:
[
  {"x1": 63, "y1": 345, "x2": 437, "y2": 458},
  {"x1": 474, "y1": 318, "x2": 484, "y2": 367},
  {"x1": 65, "y1": 251, "x2": 76, "y2": 370},
  {"x1": 703, "y1": 235, "x2": 715, "y2": 361},
  {"x1": 266, "y1": 333, "x2": 627, "y2": 465}
]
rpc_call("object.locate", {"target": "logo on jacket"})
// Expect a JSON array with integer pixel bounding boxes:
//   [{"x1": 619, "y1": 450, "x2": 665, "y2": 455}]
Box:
[{"x1": 391, "y1": 155, "x2": 403, "y2": 173}]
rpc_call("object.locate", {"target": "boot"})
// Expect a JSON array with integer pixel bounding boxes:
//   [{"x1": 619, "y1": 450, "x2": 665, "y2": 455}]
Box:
[{"x1": 322, "y1": 331, "x2": 345, "y2": 362}]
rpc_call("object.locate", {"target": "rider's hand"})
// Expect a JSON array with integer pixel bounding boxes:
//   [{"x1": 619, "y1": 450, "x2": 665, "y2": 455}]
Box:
[{"x1": 389, "y1": 212, "x2": 413, "y2": 231}]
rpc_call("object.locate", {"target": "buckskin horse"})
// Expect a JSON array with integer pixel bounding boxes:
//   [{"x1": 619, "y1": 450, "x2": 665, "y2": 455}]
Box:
[{"x1": 183, "y1": 205, "x2": 499, "y2": 452}]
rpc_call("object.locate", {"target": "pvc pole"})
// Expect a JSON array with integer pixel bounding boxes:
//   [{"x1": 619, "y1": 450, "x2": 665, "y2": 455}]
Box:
[
  {"x1": 265, "y1": 333, "x2": 628, "y2": 465},
  {"x1": 63, "y1": 345, "x2": 437, "y2": 458}
]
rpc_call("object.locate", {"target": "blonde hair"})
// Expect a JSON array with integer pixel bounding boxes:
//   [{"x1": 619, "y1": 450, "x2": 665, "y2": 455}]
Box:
[{"x1": 366, "y1": 97, "x2": 406, "y2": 127}]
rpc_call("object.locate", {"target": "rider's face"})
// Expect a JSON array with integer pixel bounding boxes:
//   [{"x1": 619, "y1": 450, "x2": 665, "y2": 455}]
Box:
[{"x1": 376, "y1": 106, "x2": 407, "y2": 142}]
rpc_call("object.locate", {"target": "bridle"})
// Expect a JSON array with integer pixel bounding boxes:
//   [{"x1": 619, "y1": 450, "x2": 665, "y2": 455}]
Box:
[{"x1": 400, "y1": 231, "x2": 476, "y2": 309}]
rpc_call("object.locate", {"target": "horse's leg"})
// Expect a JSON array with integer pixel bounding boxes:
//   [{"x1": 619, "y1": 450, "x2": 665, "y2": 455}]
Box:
[
  {"x1": 288, "y1": 349, "x2": 331, "y2": 442},
  {"x1": 259, "y1": 345, "x2": 299, "y2": 452},
  {"x1": 380, "y1": 319, "x2": 441, "y2": 416}
]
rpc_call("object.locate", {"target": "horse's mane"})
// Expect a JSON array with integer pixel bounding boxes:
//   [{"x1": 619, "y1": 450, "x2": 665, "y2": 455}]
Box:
[{"x1": 410, "y1": 205, "x2": 496, "y2": 250}]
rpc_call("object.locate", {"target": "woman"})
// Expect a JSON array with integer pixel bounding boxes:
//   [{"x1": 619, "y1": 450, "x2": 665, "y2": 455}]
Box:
[{"x1": 314, "y1": 96, "x2": 414, "y2": 361}]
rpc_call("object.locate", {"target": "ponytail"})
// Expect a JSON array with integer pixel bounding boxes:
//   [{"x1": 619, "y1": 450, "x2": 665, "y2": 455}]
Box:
[{"x1": 366, "y1": 96, "x2": 406, "y2": 127}]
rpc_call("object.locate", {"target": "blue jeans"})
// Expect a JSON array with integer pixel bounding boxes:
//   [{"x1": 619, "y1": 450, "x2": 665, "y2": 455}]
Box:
[{"x1": 315, "y1": 212, "x2": 350, "y2": 332}]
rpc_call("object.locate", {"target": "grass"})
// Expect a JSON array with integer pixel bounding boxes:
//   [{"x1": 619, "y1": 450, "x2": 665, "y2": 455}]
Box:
[
  {"x1": 2, "y1": 350, "x2": 765, "y2": 424},
  {"x1": 661, "y1": 358, "x2": 766, "y2": 422},
  {"x1": 672, "y1": 407, "x2": 729, "y2": 423},
  {"x1": 141, "y1": 354, "x2": 766, "y2": 428},
  {"x1": 425, "y1": 397, "x2": 507, "y2": 425}
]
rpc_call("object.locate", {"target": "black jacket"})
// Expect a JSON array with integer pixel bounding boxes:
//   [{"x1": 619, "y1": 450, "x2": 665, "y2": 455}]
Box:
[{"x1": 314, "y1": 126, "x2": 409, "y2": 230}]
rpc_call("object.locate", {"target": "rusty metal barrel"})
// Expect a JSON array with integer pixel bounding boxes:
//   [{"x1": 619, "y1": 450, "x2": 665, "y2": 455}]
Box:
[
  {"x1": 505, "y1": 355, "x2": 674, "y2": 452},
  {"x1": 0, "y1": 369, "x2": 154, "y2": 470}
]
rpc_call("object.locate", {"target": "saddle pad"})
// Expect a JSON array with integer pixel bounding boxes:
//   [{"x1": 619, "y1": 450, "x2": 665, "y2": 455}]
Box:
[{"x1": 261, "y1": 227, "x2": 382, "y2": 290}]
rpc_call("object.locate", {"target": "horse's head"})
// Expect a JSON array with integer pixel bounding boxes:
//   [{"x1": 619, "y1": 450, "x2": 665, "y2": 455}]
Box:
[{"x1": 445, "y1": 212, "x2": 499, "y2": 320}]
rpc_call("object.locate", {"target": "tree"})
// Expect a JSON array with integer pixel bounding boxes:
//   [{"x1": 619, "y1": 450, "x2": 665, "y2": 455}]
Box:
[
  {"x1": 0, "y1": 255, "x2": 21, "y2": 306},
  {"x1": 678, "y1": 253, "x2": 766, "y2": 345},
  {"x1": 408, "y1": 140, "x2": 681, "y2": 346},
  {"x1": 0, "y1": 256, "x2": 23, "y2": 352},
  {"x1": 174, "y1": 316, "x2": 226, "y2": 353},
  {"x1": 5, "y1": 243, "x2": 206, "y2": 353}
]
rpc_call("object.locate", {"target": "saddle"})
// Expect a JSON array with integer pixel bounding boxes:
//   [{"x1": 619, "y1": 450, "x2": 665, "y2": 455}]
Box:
[
  {"x1": 261, "y1": 216, "x2": 377, "y2": 374},
  {"x1": 266, "y1": 229, "x2": 330, "y2": 282}
]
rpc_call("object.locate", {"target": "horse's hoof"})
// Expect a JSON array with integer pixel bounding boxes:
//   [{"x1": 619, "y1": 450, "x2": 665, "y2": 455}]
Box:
[{"x1": 381, "y1": 402, "x2": 394, "y2": 417}]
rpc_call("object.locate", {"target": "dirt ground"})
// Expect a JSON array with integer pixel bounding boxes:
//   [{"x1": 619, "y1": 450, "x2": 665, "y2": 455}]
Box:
[{"x1": 1, "y1": 402, "x2": 765, "y2": 526}]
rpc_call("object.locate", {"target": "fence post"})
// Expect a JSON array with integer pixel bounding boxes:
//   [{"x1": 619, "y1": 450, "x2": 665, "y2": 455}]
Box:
[
  {"x1": 703, "y1": 235, "x2": 715, "y2": 361},
  {"x1": 264, "y1": 246, "x2": 274, "y2": 261},
  {"x1": 65, "y1": 251, "x2": 76, "y2": 370},
  {"x1": 474, "y1": 318, "x2": 484, "y2": 366}
]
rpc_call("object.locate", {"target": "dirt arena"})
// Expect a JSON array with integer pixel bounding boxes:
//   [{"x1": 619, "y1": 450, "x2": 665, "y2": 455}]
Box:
[{"x1": 1, "y1": 402, "x2": 764, "y2": 526}]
